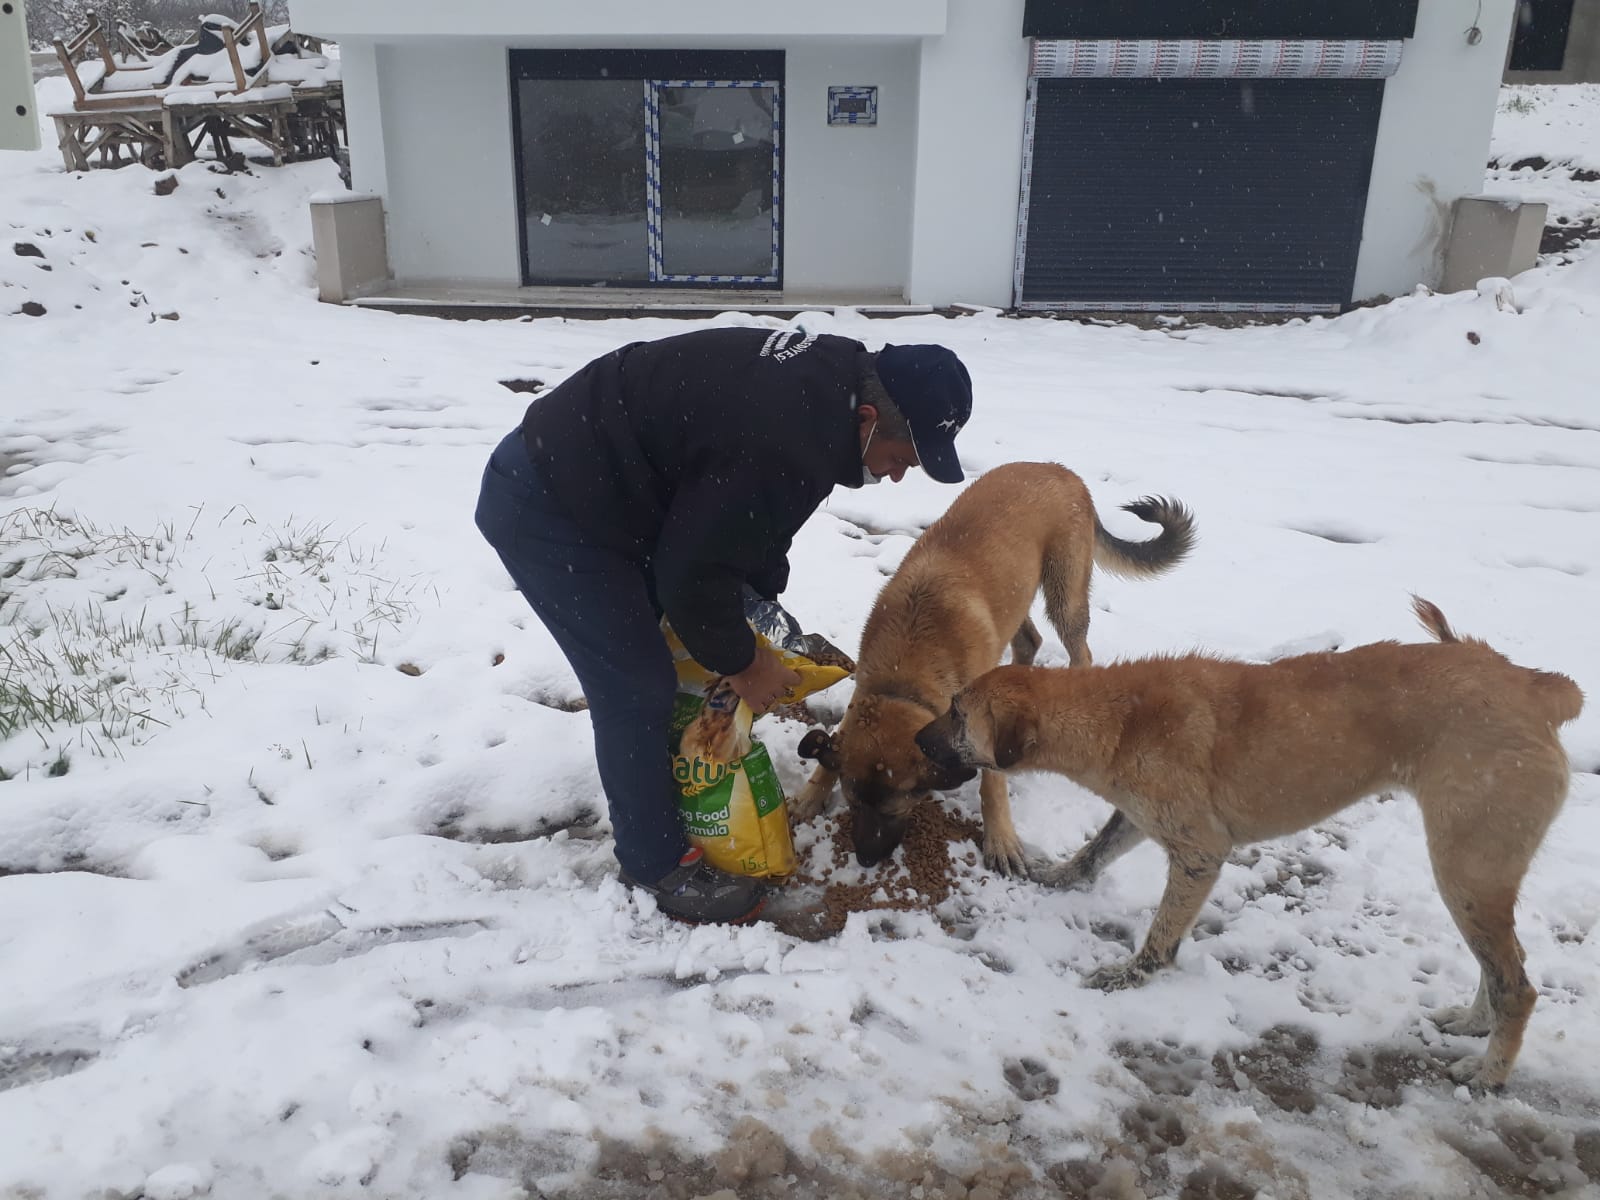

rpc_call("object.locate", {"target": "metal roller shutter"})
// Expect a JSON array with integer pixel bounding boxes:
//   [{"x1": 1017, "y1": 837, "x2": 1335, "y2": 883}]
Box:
[{"x1": 1017, "y1": 76, "x2": 1385, "y2": 312}]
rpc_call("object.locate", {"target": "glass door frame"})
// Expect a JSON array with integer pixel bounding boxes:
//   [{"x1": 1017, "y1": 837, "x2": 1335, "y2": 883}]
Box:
[
  {"x1": 510, "y1": 49, "x2": 785, "y2": 290},
  {"x1": 645, "y1": 79, "x2": 782, "y2": 286}
]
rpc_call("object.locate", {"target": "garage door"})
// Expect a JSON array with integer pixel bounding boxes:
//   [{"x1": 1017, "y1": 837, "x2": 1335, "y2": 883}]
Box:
[{"x1": 1016, "y1": 44, "x2": 1393, "y2": 312}]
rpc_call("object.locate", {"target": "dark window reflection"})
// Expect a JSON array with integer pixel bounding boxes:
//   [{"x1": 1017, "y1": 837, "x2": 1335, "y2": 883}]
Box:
[
  {"x1": 519, "y1": 79, "x2": 649, "y2": 285},
  {"x1": 657, "y1": 86, "x2": 777, "y2": 279}
]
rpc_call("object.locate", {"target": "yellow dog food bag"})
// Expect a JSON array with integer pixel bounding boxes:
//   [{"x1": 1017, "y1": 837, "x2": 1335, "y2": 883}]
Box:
[{"x1": 662, "y1": 621, "x2": 852, "y2": 878}]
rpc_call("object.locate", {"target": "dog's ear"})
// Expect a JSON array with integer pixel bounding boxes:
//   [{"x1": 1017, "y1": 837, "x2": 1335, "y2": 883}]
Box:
[
  {"x1": 992, "y1": 705, "x2": 1038, "y2": 771},
  {"x1": 798, "y1": 728, "x2": 841, "y2": 772}
]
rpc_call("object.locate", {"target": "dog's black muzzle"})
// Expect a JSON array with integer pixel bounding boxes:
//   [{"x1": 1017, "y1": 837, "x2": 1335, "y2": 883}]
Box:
[
  {"x1": 850, "y1": 805, "x2": 908, "y2": 868},
  {"x1": 914, "y1": 713, "x2": 969, "y2": 773}
]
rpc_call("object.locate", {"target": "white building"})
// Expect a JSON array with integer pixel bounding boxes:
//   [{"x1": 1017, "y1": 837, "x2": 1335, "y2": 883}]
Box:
[{"x1": 292, "y1": 0, "x2": 1520, "y2": 315}]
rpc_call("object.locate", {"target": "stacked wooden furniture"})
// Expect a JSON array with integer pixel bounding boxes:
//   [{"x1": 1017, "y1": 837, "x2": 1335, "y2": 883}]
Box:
[{"x1": 50, "y1": 4, "x2": 345, "y2": 174}]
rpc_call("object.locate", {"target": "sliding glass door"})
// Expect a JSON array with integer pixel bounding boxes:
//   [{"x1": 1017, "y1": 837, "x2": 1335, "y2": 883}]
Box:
[
  {"x1": 649, "y1": 82, "x2": 779, "y2": 282},
  {"x1": 516, "y1": 78, "x2": 650, "y2": 285},
  {"x1": 513, "y1": 52, "x2": 783, "y2": 288}
]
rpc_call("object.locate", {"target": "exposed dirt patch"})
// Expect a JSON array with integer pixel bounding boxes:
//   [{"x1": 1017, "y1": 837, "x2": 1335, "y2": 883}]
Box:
[
  {"x1": 0, "y1": 1047, "x2": 98, "y2": 1094},
  {"x1": 1335, "y1": 1044, "x2": 1452, "y2": 1109},
  {"x1": 0, "y1": 853, "x2": 122, "y2": 879},
  {"x1": 1049, "y1": 1153, "x2": 1257, "y2": 1200},
  {"x1": 1047, "y1": 1157, "x2": 1146, "y2": 1199},
  {"x1": 536, "y1": 1098, "x2": 1600, "y2": 1200},
  {"x1": 1120, "y1": 1100, "x2": 1187, "y2": 1154},
  {"x1": 535, "y1": 693, "x2": 589, "y2": 713},
  {"x1": 0, "y1": 449, "x2": 30, "y2": 492},
  {"x1": 1178, "y1": 1163, "x2": 1259, "y2": 1199},
  {"x1": 1109, "y1": 1029, "x2": 1600, "y2": 1196},
  {"x1": 1004, "y1": 1056, "x2": 1061, "y2": 1102},
  {"x1": 498, "y1": 378, "x2": 545, "y2": 396},
  {"x1": 1115, "y1": 1039, "x2": 1209, "y2": 1098},
  {"x1": 1441, "y1": 1113, "x2": 1600, "y2": 1197},
  {"x1": 1212, "y1": 1025, "x2": 1321, "y2": 1115},
  {"x1": 1489, "y1": 155, "x2": 1600, "y2": 185},
  {"x1": 448, "y1": 1117, "x2": 1061, "y2": 1200},
  {"x1": 1575, "y1": 1129, "x2": 1600, "y2": 1183},
  {"x1": 1542, "y1": 215, "x2": 1600, "y2": 256},
  {"x1": 433, "y1": 808, "x2": 599, "y2": 844}
]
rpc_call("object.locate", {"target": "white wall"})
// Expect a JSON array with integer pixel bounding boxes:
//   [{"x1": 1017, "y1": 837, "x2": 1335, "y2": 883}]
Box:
[
  {"x1": 1354, "y1": 0, "x2": 1518, "y2": 300},
  {"x1": 336, "y1": 39, "x2": 387, "y2": 202},
  {"x1": 904, "y1": 0, "x2": 1030, "y2": 308},
  {"x1": 782, "y1": 42, "x2": 920, "y2": 296},
  {"x1": 360, "y1": 37, "x2": 922, "y2": 292},
  {"x1": 332, "y1": 1, "x2": 1511, "y2": 307},
  {"x1": 376, "y1": 41, "x2": 522, "y2": 286}
]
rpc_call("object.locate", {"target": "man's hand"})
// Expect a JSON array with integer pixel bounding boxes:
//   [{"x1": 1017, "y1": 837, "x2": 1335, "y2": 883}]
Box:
[{"x1": 727, "y1": 648, "x2": 802, "y2": 715}]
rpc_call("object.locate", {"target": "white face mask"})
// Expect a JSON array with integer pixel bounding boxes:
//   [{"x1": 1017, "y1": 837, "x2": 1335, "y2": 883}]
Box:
[{"x1": 859, "y1": 422, "x2": 885, "y2": 486}]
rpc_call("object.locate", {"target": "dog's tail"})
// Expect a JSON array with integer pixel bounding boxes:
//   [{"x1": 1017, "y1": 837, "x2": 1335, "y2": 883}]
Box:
[
  {"x1": 1412, "y1": 595, "x2": 1469, "y2": 644},
  {"x1": 1532, "y1": 671, "x2": 1586, "y2": 727},
  {"x1": 1413, "y1": 595, "x2": 1584, "y2": 726},
  {"x1": 1092, "y1": 496, "x2": 1197, "y2": 580}
]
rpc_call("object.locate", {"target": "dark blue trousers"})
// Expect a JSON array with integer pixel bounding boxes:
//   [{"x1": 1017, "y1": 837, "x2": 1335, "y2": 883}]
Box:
[{"x1": 474, "y1": 429, "x2": 686, "y2": 883}]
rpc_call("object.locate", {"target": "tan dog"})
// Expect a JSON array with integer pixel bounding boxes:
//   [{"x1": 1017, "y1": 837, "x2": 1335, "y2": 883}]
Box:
[
  {"x1": 913, "y1": 598, "x2": 1583, "y2": 1090},
  {"x1": 793, "y1": 461, "x2": 1194, "y2": 874}
]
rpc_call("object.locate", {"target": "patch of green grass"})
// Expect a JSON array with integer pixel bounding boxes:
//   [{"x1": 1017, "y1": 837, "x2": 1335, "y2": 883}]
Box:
[{"x1": 0, "y1": 505, "x2": 426, "y2": 761}]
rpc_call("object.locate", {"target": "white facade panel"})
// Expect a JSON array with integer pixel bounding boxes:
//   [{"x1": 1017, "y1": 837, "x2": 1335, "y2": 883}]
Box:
[
  {"x1": 306, "y1": 0, "x2": 1516, "y2": 311},
  {"x1": 781, "y1": 42, "x2": 919, "y2": 296},
  {"x1": 364, "y1": 39, "x2": 923, "y2": 293},
  {"x1": 1353, "y1": 0, "x2": 1517, "y2": 301},
  {"x1": 377, "y1": 41, "x2": 522, "y2": 286},
  {"x1": 905, "y1": 0, "x2": 1030, "y2": 308}
]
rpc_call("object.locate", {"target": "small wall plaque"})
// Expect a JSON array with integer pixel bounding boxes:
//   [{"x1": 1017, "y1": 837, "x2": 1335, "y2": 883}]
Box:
[{"x1": 828, "y1": 86, "x2": 878, "y2": 126}]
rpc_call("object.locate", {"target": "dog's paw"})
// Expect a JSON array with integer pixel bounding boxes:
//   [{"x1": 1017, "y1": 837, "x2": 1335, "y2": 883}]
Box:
[
  {"x1": 983, "y1": 831, "x2": 1031, "y2": 878},
  {"x1": 1446, "y1": 1055, "x2": 1506, "y2": 1095},
  {"x1": 1033, "y1": 859, "x2": 1095, "y2": 891},
  {"x1": 1083, "y1": 960, "x2": 1152, "y2": 992},
  {"x1": 1430, "y1": 1004, "x2": 1493, "y2": 1039},
  {"x1": 788, "y1": 782, "x2": 831, "y2": 824}
]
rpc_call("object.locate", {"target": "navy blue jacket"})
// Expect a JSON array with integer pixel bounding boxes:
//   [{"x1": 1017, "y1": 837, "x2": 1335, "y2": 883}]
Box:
[{"x1": 521, "y1": 327, "x2": 866, "y2": 674}]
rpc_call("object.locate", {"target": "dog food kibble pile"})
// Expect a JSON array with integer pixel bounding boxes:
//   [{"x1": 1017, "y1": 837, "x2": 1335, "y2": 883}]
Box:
[{"x1": 783, "y1": 802, "x2": 984, "y2": 939}]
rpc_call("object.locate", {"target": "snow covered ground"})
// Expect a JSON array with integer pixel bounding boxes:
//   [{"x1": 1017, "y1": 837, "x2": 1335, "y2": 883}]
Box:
[{"x1": 2, "y1": 78, "x2": 1599, "y2": 1200}]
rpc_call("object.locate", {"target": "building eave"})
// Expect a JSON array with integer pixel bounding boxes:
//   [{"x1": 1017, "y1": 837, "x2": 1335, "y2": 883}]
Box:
[{"x1": 289, "y1": 0, "x2": 949, "y2": 42}]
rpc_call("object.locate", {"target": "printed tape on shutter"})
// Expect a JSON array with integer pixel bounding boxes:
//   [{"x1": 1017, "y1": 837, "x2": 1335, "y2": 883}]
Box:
[{"x1": 1029, "y1": 39, "x2": 1403, "y2": 80}]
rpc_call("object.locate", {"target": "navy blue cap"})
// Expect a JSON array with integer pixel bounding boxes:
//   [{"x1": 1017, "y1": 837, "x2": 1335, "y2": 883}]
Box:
[{"x1": 873, "y1": 344, "x2": 973, "y2": 484}]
